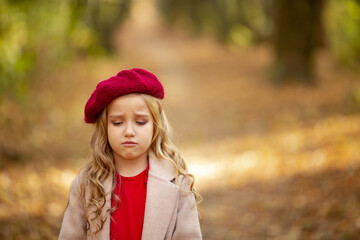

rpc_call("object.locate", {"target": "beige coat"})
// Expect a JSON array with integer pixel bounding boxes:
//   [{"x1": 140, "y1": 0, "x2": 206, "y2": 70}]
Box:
[{"x1": 58, "y1": 151, "x2": 202, "y2": 240}]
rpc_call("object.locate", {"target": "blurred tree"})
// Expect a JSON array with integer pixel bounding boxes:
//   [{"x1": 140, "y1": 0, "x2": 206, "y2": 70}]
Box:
[
  {"x1": 272, "y1": 0, "x2": 325, "y2": 85},
  {"x1": 86, "y1": 0, "x2": 131, "y2": 54},
  {"x1": 235, "y1": 0, "x2": 274, "y2": 43},
  {"x1": 158, "y1": 0, "x2": 335, "y2": 85},
  {"x1": 158, "y1": 0, "x2": 360, "y2": 83},
  {"x1": 0, "y1": 0, "x2": 131, "y2": 101},
  {"x1": 327, "y1": 0, "x2": 360, "y2": 68},
  {"x1": 157, "y1": 0, "x2": 272, "y2": 45}
]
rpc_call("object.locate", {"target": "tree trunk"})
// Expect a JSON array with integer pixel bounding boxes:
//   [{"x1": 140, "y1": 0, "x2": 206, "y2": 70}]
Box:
[{"x1": 273, "y1": 0, "x2": 324, "y2": 85}]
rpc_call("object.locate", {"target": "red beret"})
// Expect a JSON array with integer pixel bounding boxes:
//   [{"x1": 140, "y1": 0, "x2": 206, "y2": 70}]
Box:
[{"x1": 84, "y1": 68, "x2": 164, "y2": 123}]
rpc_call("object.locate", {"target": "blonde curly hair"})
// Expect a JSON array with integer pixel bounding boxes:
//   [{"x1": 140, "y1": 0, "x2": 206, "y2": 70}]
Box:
[{"x1": 79, "y1": 94, "x2": 201, "y2": 237}]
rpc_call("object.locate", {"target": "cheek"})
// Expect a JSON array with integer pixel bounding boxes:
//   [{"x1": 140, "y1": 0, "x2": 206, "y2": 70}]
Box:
[
  {"x1": 107, "y1": 125, "x2": 118, "y2": 145},
  {"x1": 107, "y1": 124, "x2": 112, "y2": 137},
  {"x1": 143, "y1": 123, "x2": 154, "y2": 140}
]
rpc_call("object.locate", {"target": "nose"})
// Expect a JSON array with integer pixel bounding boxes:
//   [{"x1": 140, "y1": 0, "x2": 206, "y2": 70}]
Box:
[{"x1": 124, "y1": 123, "x2": 135, "y2": 137}]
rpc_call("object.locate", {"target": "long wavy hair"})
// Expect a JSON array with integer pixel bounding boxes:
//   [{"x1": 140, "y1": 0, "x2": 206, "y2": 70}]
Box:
[{"x1": 79, "y1": 94, "x2": 201, "y2": 237}]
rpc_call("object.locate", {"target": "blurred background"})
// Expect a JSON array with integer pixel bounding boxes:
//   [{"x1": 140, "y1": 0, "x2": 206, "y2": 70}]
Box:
[{"x1": 0, "y1": 0, "x2": 360, "y2": 239}]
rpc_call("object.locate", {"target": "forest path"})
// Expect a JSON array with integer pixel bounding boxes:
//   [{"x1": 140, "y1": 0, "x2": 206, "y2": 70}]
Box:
[{"x1": 1, "y1": 1, "x2": 359, "y2": 239}]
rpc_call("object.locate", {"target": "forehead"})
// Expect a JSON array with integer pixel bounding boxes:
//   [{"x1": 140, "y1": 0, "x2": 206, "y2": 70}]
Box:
[{"x1": 107, "y1": 94, "x2": 150, "y2": 114}]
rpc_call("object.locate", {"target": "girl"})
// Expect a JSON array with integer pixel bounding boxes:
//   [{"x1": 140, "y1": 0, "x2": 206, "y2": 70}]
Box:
[{"x1": 59, "y1": 68, "x2": 202, "y2": 240}]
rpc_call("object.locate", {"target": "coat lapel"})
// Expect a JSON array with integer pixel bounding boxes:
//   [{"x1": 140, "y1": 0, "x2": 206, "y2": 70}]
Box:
[
  {"x1": 92, "y1": 174, "x2": 112, "y2": 240},
  {"x1": 141, "y1": 151, "x2": 179, "y2": 240}
]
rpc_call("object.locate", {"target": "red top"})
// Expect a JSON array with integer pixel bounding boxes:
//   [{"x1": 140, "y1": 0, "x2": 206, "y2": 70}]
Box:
[{"x1": 110, "y1": 164, "x2": 149, "y2": 240}]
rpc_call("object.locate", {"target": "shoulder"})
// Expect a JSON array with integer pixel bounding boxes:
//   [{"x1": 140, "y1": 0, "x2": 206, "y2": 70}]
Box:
[
  {"x1": 148, "y1": 150, "x2": 195, "y2": 188},
  {"x1": 176, "y1": 174, "x2": 196, "y2": 198},
  {"x1": 68, "y1": 167, "x2": 89, "y2": 198}
]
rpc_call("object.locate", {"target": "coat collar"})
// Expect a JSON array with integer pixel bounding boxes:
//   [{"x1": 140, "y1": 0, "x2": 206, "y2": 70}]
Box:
[
  {"x1": 147, "y1": 150, "x2": 176, "y2": 181},
  {"x1": 98, "y1": 150, "x2": 179, "y2": 240}
]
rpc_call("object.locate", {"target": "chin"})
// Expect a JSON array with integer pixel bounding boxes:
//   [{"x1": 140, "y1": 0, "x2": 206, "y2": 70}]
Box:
[{"x1": 121, "y1": 153, "x2": 142, "y2": 160}]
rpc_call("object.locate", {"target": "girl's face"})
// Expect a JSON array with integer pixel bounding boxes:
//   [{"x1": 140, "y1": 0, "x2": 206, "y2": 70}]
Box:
[{"x1": 107, "y1": 94, "x2": 154, "y2": 163}]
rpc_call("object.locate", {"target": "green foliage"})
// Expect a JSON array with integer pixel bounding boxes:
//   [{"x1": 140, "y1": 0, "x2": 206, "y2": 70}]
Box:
[
  {"x1": 0, "y1": 0, "x2": 130, "y2": 100},
  {"x1": 0, "y1": 0, "x2": 34, "y2": 100},
  {"x1": 327, "y1": 0, "x2": 360, "y2": 68}
]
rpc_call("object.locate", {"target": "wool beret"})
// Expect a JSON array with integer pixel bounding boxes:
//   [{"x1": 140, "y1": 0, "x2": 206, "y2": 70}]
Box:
[{"x1": 84, "y1": 68, "x2": 164, "y2": 123}]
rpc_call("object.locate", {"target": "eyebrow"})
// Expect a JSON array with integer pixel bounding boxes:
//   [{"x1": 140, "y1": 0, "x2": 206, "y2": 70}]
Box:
[{"x1": 108, "y1": 113, "x2": 150, "y2": 118}]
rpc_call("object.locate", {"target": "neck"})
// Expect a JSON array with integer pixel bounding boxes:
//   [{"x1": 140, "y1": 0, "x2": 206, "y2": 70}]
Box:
[{"x1": 114, "y1": 152, "x2": 148, "y2": 177}]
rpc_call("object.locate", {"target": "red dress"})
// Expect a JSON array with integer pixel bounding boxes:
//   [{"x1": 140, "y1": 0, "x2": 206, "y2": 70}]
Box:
[{"x1": 110, "y1": 164, "x2": 149, "y2": 240}]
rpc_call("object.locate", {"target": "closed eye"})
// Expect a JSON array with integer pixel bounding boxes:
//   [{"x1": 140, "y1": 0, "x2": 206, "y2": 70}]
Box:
[
  {"x1": 113, "y1": 122, "x2": 123, "y2": 126},
  {"x1": 136, "y1": 121, "x2": 147, "y2": 125}
]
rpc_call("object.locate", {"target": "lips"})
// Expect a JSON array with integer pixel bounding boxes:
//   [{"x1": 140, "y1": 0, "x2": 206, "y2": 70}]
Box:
[{"x1": 122, "y1": 141, "x2": 137, "y2": 146}]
